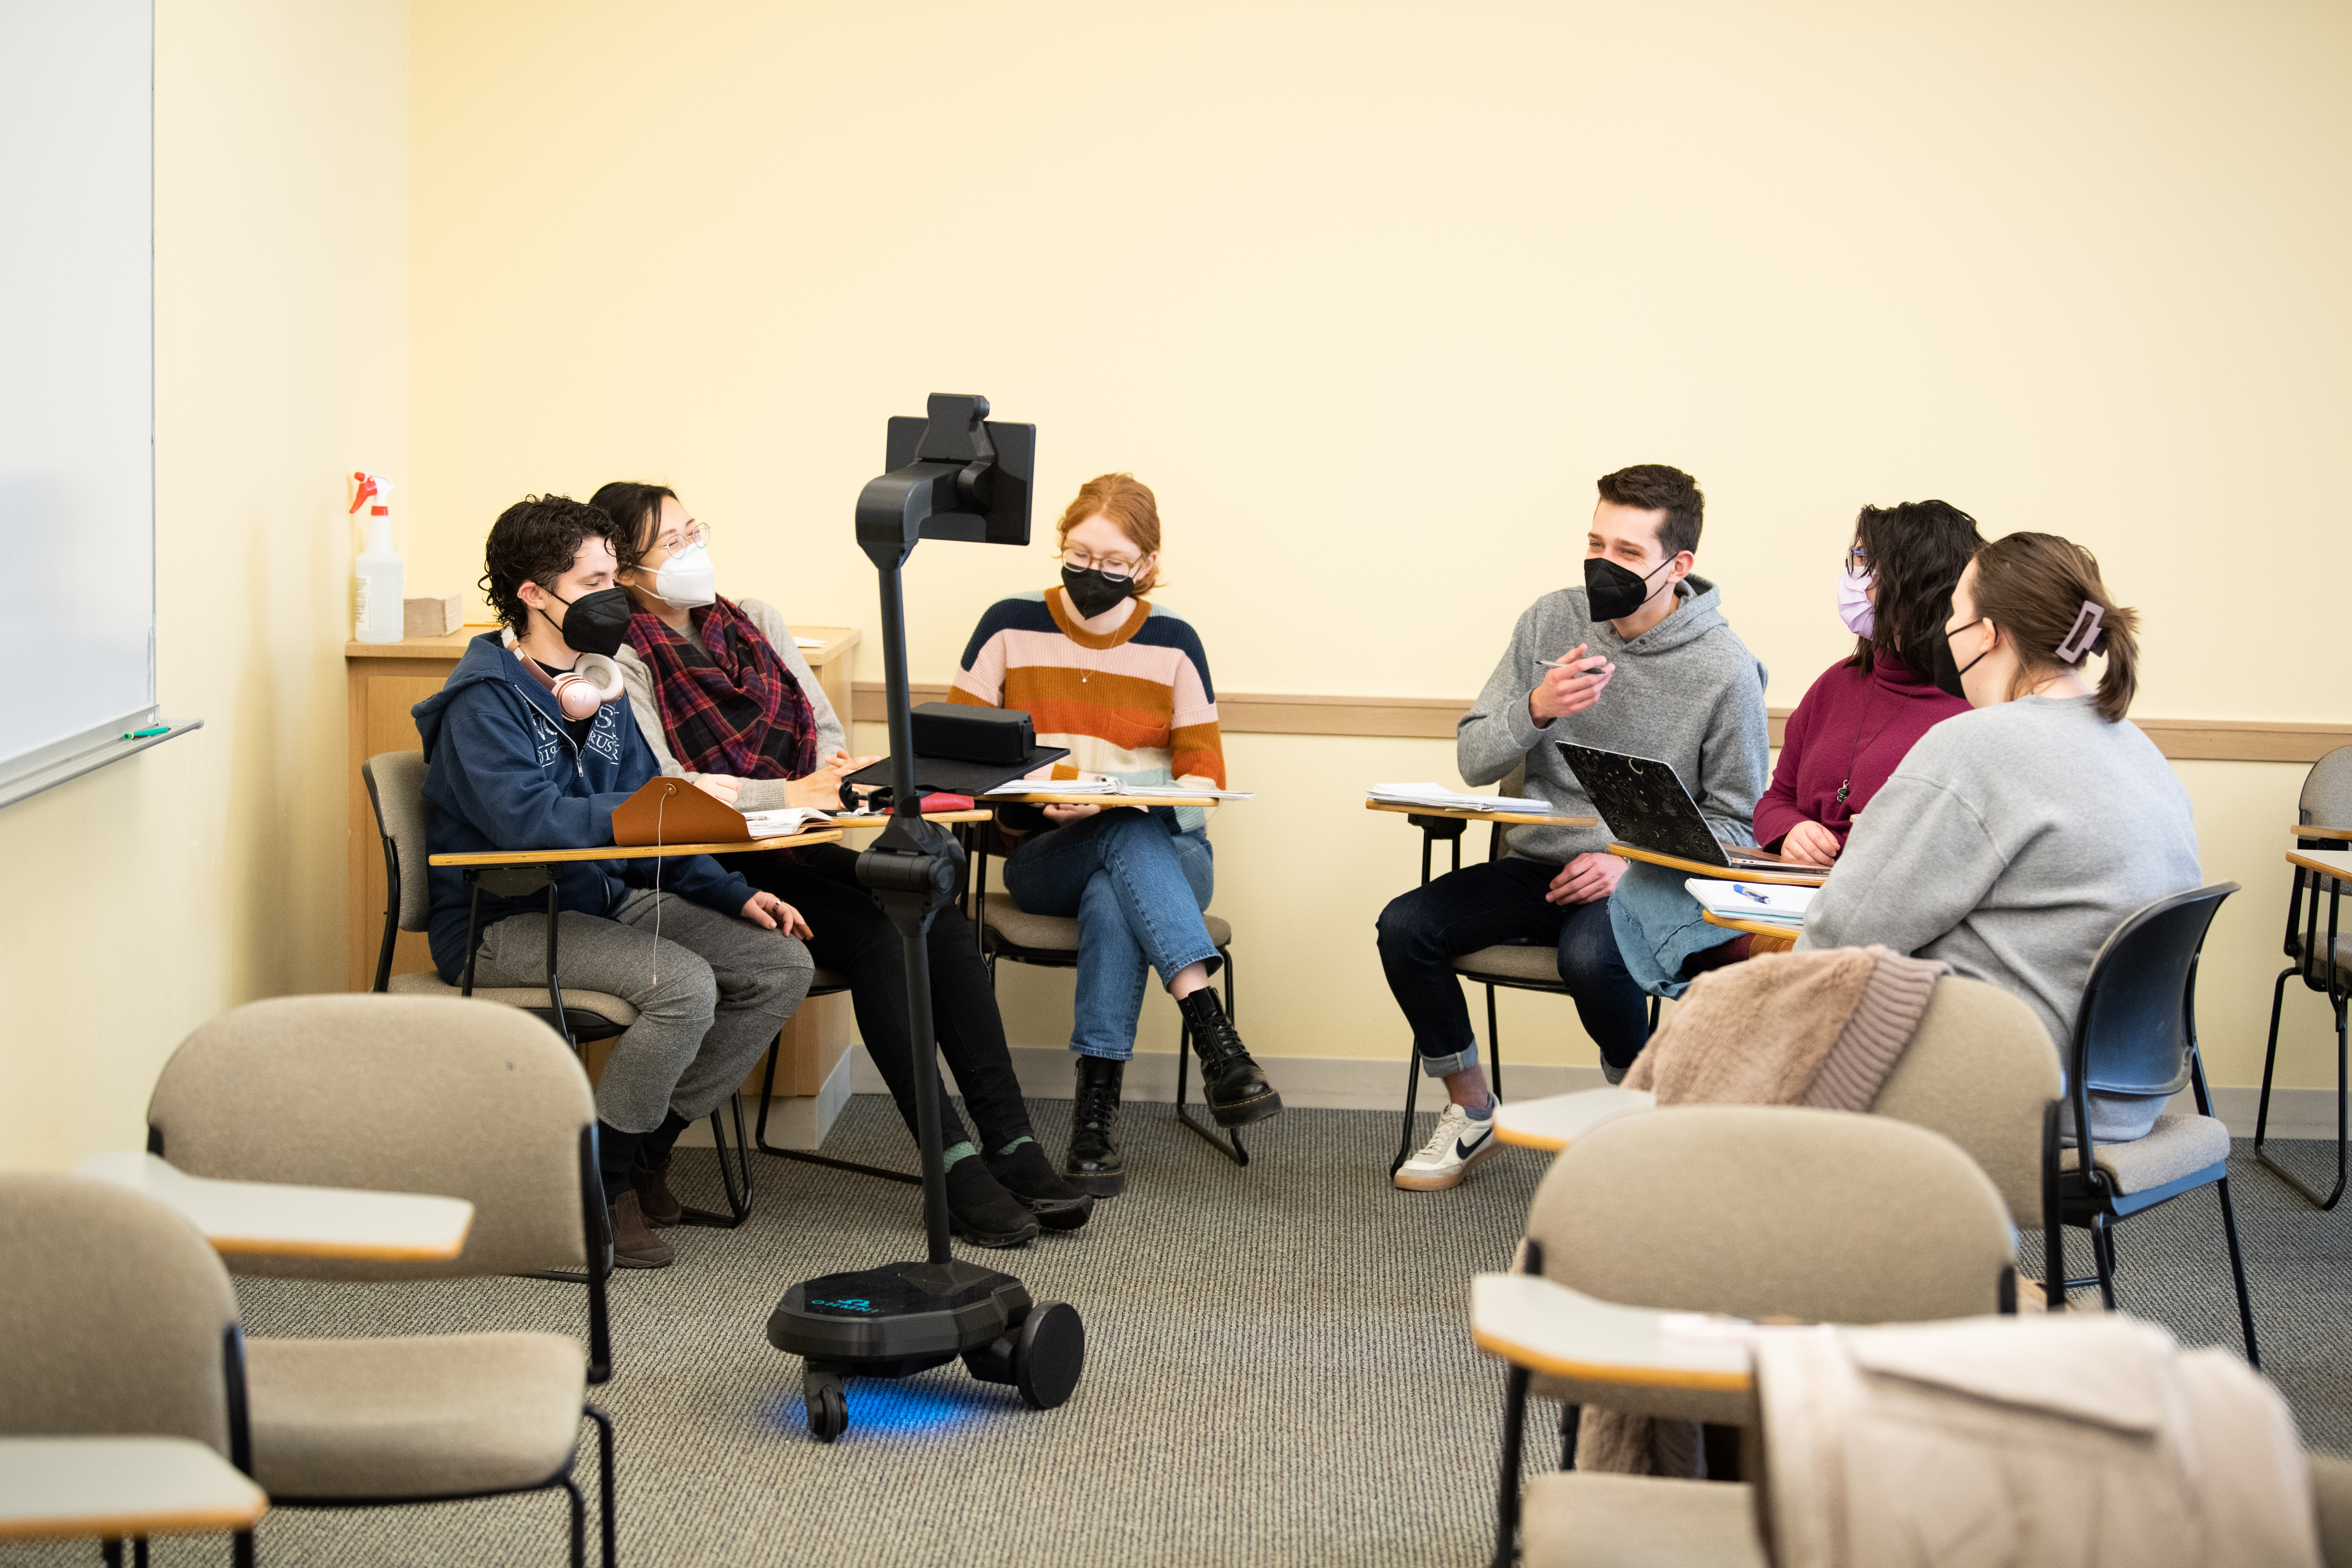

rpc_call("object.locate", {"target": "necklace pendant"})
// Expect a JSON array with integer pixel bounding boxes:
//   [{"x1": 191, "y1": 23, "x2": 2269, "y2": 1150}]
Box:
[{"x1": 1835, "y1": 781, "x2": 1850, "y2": 804}]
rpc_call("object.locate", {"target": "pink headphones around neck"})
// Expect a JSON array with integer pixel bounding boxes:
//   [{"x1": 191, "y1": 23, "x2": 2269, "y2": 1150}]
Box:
[{"x1": 510, "y1": 642, "x2": 624, "y2": 721}]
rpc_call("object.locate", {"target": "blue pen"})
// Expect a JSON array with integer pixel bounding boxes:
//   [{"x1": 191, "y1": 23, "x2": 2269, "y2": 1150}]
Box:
[{"x1": 1730, "y1": 883, "x2": 1773, "y2": 904}]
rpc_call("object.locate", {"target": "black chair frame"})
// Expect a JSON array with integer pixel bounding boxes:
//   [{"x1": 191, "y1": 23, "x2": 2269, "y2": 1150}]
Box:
[
  {"x1": 2043, "y1": 882, "x2": 2258, "y2": 1365},
  {"x1": 967, "y1": 820, "x2": 1249, "y2": 1165},
  {"x1": 362, "y1": 771, "x2": 754, "y2": 1230},
  {"x1": 2254, "y1": 848, "x2": 2351, "y2": 1209},
  {"x1": 1388, "y1": 814, "x2": 1657, "y2": 1178},
  {"x1": 749, "y1": 977, "x2": 923, "y2": 1186}
]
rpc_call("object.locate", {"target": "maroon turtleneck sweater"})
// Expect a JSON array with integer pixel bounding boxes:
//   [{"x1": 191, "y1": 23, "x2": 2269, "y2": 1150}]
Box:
[{"x1": 1753, "y1": 651, "x2": 1971, "y2": 854}]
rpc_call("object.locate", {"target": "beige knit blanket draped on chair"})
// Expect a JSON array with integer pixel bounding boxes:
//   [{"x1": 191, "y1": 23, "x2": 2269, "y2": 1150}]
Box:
[{"x1": 1576, "y1": 944, "x2": 1950, "y2": 1478}]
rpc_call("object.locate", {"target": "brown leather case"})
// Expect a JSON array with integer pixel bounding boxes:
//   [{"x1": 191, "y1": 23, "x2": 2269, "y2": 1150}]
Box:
[{"x1": 610, "y1": 777, "x2": 751, "y2": 847}]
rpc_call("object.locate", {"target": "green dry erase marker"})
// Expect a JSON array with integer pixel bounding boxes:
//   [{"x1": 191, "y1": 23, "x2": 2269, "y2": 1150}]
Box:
[{"x1": 123, "y1": 724, "x2": 172, "y2": 739}]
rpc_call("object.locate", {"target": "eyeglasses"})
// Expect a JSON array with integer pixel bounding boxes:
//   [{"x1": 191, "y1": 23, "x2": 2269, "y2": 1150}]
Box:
[
  {"x1": 1059, "y1": 547, "x2": 1144, "y2": 583},
  {"x1": 1842, "y1": 544, "x2": 1869, "y2": 578},
  {"x1": 652, "y1": 520, "x2": 710, "y2": 556}
]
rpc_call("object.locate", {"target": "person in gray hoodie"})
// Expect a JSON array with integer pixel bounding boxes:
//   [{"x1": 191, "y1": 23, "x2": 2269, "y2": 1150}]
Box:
[{"x1": 1378, "y1": 465, "x2": 1770, "y2": 1190}]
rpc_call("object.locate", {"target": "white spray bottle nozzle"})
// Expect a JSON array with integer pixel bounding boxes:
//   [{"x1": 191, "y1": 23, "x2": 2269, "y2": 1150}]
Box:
[{"x1": 350, "y1": 471, "x2": 397, "y2": 516}]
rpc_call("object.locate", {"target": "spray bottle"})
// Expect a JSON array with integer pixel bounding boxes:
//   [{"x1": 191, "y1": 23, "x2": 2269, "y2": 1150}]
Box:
[{"x1": 350, "y1": 471, "x2": 404, "y2": 643}]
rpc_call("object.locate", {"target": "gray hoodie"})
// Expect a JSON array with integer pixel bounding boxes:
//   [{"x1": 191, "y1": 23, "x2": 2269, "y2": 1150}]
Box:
[{"x1": 1457, "y1": 574, "x2": 1772, "y2": 866}]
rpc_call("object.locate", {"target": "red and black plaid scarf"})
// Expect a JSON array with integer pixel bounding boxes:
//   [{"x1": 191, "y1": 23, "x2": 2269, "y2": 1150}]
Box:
[{"x1": 629, "y1": 597, "x2": 819, "y2": 781}]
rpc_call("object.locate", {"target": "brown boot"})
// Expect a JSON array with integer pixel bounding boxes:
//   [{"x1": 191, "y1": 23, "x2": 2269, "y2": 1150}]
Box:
[
  {"x1": 607, "y1": 1191, "x2": 674, "y2": 1269},
  {"x1": 632, "y1": 1154, "x2": 684, "y2": 1228}
]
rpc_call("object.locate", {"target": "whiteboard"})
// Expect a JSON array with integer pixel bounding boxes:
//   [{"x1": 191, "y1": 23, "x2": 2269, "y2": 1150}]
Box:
[{"x1": 0, "y1": 0, "x2": 163, "y2": 806}]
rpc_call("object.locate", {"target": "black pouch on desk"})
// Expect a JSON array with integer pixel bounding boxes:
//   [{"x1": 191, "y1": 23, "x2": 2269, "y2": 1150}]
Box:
[{"x1": 910, "y1": 702, "x2": 1035, "y2": 765}]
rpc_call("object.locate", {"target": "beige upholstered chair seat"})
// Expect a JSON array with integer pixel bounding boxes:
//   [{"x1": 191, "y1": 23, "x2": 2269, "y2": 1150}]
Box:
[
  {"x1": 2286, "y1": 931, "x2": 2352, "y2": 983},
  {"x1": 982, "y1": 898, "x2": 1230, "y2": 955},
  {"x1": 246, "y1": 1332, "x2": 586, "y2": 1499},
  {"x1": 1521, "y1": 1473, "x2": 1765, "y2": 1568},
  {"x1": 2060, "y1": 1112, "x2": 2232, "y2": 1194},
  {"x1": 1456, "y1": 944, "x2": 1561, "y2": 985},
  {"x1": 386, "y1": 969, "x2": 639, "y2": 1030}
]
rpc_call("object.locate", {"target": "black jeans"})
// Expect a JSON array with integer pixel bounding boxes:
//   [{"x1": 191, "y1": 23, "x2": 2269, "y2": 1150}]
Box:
[
  {"x1": 739, "y1": 844, "x2": 1032, "y2": 1153},
  {"x1": 1374, "y1": 857, "x2": 1651, "y2": 1075}
]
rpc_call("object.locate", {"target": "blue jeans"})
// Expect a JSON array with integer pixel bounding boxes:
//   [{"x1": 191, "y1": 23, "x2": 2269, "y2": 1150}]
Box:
[{"x1": 1002, "y1": 808, "x2": 1219, "y2": 1061}]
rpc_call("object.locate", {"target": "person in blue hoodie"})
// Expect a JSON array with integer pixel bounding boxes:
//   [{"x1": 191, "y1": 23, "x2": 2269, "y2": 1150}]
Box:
[{"x1": 414, "y1": 494, "x2": 814, "y2": 1269}]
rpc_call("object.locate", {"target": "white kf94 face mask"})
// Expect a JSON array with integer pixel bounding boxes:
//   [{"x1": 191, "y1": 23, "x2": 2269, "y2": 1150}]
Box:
[{"x1": 653, "y1": 541, "x2": 717, "y2": 609}]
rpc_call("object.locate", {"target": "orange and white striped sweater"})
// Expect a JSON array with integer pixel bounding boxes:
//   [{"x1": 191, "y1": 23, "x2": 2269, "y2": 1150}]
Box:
[{"x1": 948, "y1": 587, "x2": 1225, "y2": 831}]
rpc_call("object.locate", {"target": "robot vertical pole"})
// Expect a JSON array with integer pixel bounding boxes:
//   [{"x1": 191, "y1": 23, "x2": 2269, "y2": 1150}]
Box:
[{"x1": 874, "y1": 559, "x2": 954, "y2": 1267}]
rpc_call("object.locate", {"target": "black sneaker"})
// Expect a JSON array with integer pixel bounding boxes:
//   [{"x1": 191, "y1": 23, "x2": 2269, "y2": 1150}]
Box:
[
  {"x1": 945, "y1": 1157, "x2": 1040, "y2": 1249},
  {"x1": 1064, "y1": 1056, "x2": 1127, "y2": 1197},
  {"x1": 986, "y1": 1140, "x2": 1094, "y2": 1230},
  {"x1": 1177, "y1": 987, "x2": 1283, "y2": 1128}
]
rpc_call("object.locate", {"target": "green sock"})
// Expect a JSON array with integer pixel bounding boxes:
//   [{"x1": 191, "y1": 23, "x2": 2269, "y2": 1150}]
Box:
[
  {"x1": 942, "y1": 1141, "x2": 978, "y2": 1169},
  {"x1": 994, "y1": 1135, "x2": 1034, "y2": 1158}
]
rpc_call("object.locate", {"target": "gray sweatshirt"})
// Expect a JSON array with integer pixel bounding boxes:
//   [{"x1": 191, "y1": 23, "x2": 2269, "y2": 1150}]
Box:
[
  {"x1": 613, "y1": 598, "x2": 847, "y2": 812},
  {"x1": 1457, "y1": 575, "x2": 1772, "y2": 866},
  {"x1": 1797, "y1": 694, "x2": 2200, "y2": 1141}
]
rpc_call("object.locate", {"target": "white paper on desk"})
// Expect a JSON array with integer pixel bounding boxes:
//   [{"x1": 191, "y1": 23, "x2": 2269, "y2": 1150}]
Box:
[
  {"x1": 794, "y1": 636, "x2": 827, "y2": 649},
  {"x1": 1369, "y1": 782, "x2": 1556, "y2": 813},
  {"x1": 740, "y1": 807, "x2": 834, "y2": 837},
  {"x1": 1683, "y1": 878, "x2": 1814, "y2": 925}
]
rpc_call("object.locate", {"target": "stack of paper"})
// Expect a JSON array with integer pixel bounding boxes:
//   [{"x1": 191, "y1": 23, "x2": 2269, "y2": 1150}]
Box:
[
  {"x1": 1683, "y1": 878, "x2": 1816, "y2": 928},
  {"x1": 1369, "y1": 782, "x2": 1558, "y2": 814},
  {"x1": 741, "y1": 807, "x2": 834, "y2": 838}
]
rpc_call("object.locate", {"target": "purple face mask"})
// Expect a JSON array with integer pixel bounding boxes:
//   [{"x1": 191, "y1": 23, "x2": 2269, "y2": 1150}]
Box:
[{"x1": 1838, "y1": 569, "x2": 1876, "y2": 637}]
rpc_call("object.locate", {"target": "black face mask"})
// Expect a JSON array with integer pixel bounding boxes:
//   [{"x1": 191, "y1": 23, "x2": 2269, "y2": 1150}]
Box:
[
  {"x1": 543, "y1": 586, "x2": 633, "y2": 658},
  {"x1": 1932, "y1": 618, "x2": 1993, "y2": 700},
  {"x1": 1061, "y1": 564, "x2": 1134, "y2": 621},
  {"x1": 1584, "y1": 554, "x2": 1675, "y2": 621}
]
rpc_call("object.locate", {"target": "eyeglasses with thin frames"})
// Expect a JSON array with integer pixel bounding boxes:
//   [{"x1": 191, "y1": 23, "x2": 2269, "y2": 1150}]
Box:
[{"x1": 1059, "y1": 547, "x2": 1143, "y2": 584}]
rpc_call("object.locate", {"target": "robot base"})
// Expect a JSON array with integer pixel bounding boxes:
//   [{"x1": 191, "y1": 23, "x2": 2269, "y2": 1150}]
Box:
[{"x1": 768, "y1": 1259, "x2": 1086, "y2": 1442}]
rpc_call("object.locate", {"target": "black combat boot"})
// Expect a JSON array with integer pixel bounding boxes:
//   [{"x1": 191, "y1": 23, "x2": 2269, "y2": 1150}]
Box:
[
  {"x1": 1177, "y1": 987, "x2": 1283, "y2": 1128},
  {"x1": 1064, "y1": 1056, "x2": 1127, "y2": 1197}
]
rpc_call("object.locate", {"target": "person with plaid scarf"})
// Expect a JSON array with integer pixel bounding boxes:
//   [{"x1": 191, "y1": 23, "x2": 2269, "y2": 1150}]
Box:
[{"x1": 595, "y1": 481, "x2": 1094, "y2": 1249}]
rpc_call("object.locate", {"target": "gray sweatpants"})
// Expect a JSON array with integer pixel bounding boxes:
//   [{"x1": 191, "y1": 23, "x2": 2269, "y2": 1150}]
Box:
[{"x1": 474, "y1": 888, "x2": 813, "y2": 1134}]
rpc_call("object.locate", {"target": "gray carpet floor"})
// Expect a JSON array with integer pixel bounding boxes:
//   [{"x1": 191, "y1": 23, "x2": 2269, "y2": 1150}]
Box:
[{"x1": 11, "y1": 1101, "x2": 2352, "y2": 1567}]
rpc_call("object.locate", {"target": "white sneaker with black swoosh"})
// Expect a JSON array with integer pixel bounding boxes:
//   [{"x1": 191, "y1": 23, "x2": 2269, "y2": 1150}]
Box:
[{"x1": 1394, "y1": 1101, "x2": 1501, "y2": 1191}]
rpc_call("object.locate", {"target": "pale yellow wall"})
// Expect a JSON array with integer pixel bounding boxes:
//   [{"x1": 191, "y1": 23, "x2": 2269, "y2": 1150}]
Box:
[
  {"x1": 0, "y1": 0, "x2": 409, "y2": 1172},
  {"x1": 403, "y1": 1, "x2": 2350, "y2": 1092}
]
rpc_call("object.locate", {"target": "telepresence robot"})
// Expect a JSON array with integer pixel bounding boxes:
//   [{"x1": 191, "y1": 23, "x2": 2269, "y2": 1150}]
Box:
[{"x1": 766, "y1": 394, "x2": 1086, "y2": 1443}]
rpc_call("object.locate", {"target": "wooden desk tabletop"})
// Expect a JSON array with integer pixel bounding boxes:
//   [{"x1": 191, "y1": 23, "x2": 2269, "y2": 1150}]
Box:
[
  {"x1": 78, "y1": 1153, "x2": 475, "y2": 1262},
  {"x1": 786, "y1": 624, "x2": 860, "y2": 664},
  {"x1": 831, "y1": 810, "x2": 995, "y2": 828},
  {"x1": 430, "y1": 827, "x2": 843, "y2": 867},
  {"x1": 1470, "y1": 1273, "x2": 1752, "y2": 1392},
  {"x1": 1700, "y1": 910, "x2": 1802, "y2": 952},
  {"x1": 2287, "y1": 847, "x2": 2352, "y2": 885},
  {"x1": 0, "y1": 1436, "x2": 267, "y2": 1543},
  {"x1": 2292, "y1": 825, "x2": 2352, "y2": 842},
  {"x1": 1365, "y1": 800, "x2": 1599, "y2": 828},
  {"x1": 1610, "y1": 842, "x2": 1828, "y2": 888},
  {"x1": 1492, "y1": 1088, "x2": 1658, "y2": 1152}
]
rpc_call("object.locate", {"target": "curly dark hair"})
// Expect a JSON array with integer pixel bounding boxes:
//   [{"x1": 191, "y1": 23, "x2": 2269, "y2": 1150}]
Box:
[
  {"x1": 588, "y1": 480, "x2": 678, "y2": 579},
  {"x1": 1595, "y1": 464, "x2": 1704, "y2": 558},
  {"x1": 479, "y1": 494, "x2": 619, "y2": 635},
  {"x1": 1848, "y1": 500, "x2": 1985, "y2": 677}
]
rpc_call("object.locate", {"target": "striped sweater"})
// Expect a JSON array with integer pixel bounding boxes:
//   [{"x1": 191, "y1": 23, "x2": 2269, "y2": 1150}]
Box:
[{"x1": 949, "y1": 587, "x2": 1226, "y2": 832}]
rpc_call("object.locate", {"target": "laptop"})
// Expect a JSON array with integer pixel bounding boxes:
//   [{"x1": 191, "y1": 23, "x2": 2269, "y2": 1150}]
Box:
[{"x1": 1555, "y1": 741, "x2": 1830, "y2": 884}]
